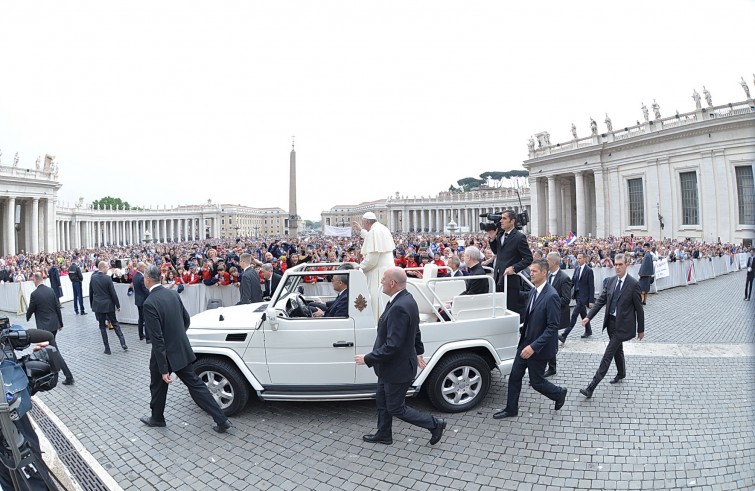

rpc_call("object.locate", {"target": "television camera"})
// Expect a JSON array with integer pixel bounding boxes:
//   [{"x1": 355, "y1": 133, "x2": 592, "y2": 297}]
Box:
[
  {"x1": 479, "y1": 189, "x2": 530, "y2": 232},
  {"x1": 0, "y1": 317, "x2": 62, "y2": 490}
]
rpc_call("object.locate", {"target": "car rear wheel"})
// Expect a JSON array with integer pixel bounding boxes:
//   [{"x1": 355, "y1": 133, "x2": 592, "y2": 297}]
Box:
[
  {"x1": 194, "y1": 357, "x2": 250, "y2": 416},
  {"x1": 426, "y1": 352, "x2": 491, "y2": 413}
]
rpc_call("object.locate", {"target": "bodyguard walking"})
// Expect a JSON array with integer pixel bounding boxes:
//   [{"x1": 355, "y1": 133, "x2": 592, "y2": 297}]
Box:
[
  {"x1": 560, "y1": 252, "x2": 595, "y2": 342},
  {"x1": 89, "y1": 261, "x2": 128, "y2": 354},
  {"x1": 68, "y1": 256, "x2": 87, "y2": 315},
  {"x1": 744, "y1": 249, "x2": 754, "y2": 301},
  {"x1": 139, "y1": 265, "x2": 232, "y2": 433},
  {"x1": 132, "y1": 262, "x2": 151, "y2": 343},
  {"x1": 580, "y1": 254, "x2": 645, "y2": 398}
]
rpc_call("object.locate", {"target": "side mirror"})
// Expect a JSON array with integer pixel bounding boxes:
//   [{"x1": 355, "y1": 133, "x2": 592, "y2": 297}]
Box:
[{"x1": 266, "y1": 308, "x2": 279, "y2": 331}]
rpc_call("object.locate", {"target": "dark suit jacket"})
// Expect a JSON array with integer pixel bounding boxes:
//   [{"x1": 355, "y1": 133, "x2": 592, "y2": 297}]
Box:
[
  {"x1": 549, "y1": 269, "x2": 572, "y2": 329},
  {"x1": 26, "y1": 284, "x2": 63, "y2": 332},
  {"x1": 238, "y1": 267, "x2": 263, "y2": 305},
  {"x1": 143, "y1": 285, "x2": 194, "y2": 374},
  {"x1": 324, "y1": 289, "x2": 349, "y2": 317},
  {"x1": 364, "y1": 289, "x2": 424, "y2": 383},
  {"x1": 449, "y1": 269, "x2": 464, "y2": 278},
  {"x1": 518, "y1": 283, "x2": 560, "y2": 360},
  {"x1": 89, "y1": 271, "x2": 120, "y2": 313},
  {"x1": 489, "y1": 228, "x2": 533, "y2": 287},
  {"x1": 133, "y1": 271, "x2": 150, "y2": 307},
  {"x1": 48, "y1": 266, "x2": 63, "y2": 298},
  {"x1": 587, "y1": 274, "x2": 645, "y2": 341},
  {"x1": 572, "y1": 264, "x2": 595, "y2": 304},
  {"x1": 461, "y1": 263, "x2": 490, "y2": 295},
  {"x1": 747, "y1": 255, "x2": 754, "y2": 278},
  {"x1": 263, "y1": 273, "x2": 282, "y2": 299}
]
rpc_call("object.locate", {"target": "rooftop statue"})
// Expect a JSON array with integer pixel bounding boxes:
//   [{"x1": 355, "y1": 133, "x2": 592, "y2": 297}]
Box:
[
  {"x1": 13, "y1": 152, "x2": 19, "y2": 168},
  {"x1": 741, "y1": 77, "x2": 751, "y2": 99},
  {"x1": 590, "y1": 117, "x2": 598, "y2": 136},
  {"x1": 604, "y1": 114, "x2": 613, "y2": 132},
  {"x1": 652, "y1": 100, "x2": 661, "y2": 120},
  {"x1": 571, "y1": 123, "x2": 577, "y2": 139},
  {"x1": 692, "y1": 89, "x2": 702, "y2": 110},
  {"x1": 641, "y1": 102, "x2": 649, "y2": 122},
  {"x1": 703, "y1": 86, "x2": 713, "y2": 107},
  {"x1": 527, "y1": 137, "x2": 535, "y2": 152}
]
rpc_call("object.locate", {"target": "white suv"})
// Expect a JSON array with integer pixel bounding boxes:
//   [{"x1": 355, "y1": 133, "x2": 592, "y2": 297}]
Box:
[{"x1": 188, "y1": 263, "x2": 519, "y2": 415}]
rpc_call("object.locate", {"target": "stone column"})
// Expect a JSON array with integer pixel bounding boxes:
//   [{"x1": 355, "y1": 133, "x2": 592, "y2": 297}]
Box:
[
  {"x1": 30, "y1": 198, "x2": 40, "y2": 254},
  {"x1": 6, "y1": 198, "x2": 15, "y2": 255},
  {"x1": 593, "y1": 170, "x2": 606, "y2": 237},
  {"x1": 529, "y1": 178, "x2": 540, "y2": 237},
  {"x1": 608, "y1": 169, "x2": 621, "y2": 236},
  {"x1": 547, "y1": 176, "x2": 558, "y2": 236},
  {"x1": 574, "y1": 172, "x2": 585, "y2": 237}
]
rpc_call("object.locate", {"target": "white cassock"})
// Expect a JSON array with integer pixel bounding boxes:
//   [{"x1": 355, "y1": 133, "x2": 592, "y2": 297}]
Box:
[{"x1": 359, "y1": 221, "x2": 395, "y2": 322}]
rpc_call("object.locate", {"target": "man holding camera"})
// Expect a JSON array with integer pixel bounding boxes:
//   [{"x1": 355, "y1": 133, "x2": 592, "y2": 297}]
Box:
[{"x1": 487, "y1": 210, "x2": 533, "y2": 316}]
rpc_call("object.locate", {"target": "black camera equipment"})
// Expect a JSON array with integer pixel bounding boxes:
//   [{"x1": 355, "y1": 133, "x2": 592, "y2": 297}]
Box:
[
  {"x1": 0, "y1": 317, "x2": 62, "y2": 490},
  {"x1": 479, "y1": 191, "x2": 530, "y2": 232}
]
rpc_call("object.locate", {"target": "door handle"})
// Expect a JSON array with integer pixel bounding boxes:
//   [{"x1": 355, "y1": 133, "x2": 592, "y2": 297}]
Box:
[{"x1": 332, "y1": 341, "x2": 354, "y2": 348}]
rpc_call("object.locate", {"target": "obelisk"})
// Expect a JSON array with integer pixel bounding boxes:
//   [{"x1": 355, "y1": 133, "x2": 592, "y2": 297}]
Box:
[{"x1": 288, "y1": 137, "x2": 299, "y2": 237}]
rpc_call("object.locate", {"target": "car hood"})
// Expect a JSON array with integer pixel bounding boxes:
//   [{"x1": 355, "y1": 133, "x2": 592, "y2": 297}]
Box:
[{"x1": 189, "y1": 302, "x2": 268, "y2": 330}]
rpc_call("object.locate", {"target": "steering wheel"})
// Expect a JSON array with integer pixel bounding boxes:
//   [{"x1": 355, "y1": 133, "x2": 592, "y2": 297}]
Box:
[{"x1": 286, "y1": 294, "x2": 312, "y2": 318}]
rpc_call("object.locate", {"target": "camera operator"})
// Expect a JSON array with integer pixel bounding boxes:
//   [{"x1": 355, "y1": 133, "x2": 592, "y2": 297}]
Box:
[{"x1": 486, "y1": 209, "x2": 533, "y2": 317}]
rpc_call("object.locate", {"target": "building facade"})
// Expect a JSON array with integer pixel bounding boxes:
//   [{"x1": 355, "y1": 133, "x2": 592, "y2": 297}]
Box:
[
  {"x1": 321, "y1": 188, "x2": 531, "y2": 234},
  {"x1": 218, "y1": 205, "x2": 287, "y2": 239},
  {"x1": 525, "y1": 97, "x2": 755, "y2": 244}
]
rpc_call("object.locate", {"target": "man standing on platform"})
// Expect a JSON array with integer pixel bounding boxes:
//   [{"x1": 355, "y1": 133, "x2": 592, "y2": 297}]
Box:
[
  {"x1": 579, "y1": 254, "x2": 645, "y2": 398},
  {"x1": 89, "y1": 261, "x2": 128, "y2": 355},
  {"x1": 560, "y1": 252, "x2": 594, "y2": 342},
  {"x1": 493, "y1": 259, "x2": 567, "y2": 419},
  {"x1": 353, "y1": 212, "x2": 395, "y2": 321},
  {"x1": 487, "y1": 210, "x2": 533, "y2": 317},
  {"x1": 236, "y1": 253, "x2": 262, "y2": 305}
]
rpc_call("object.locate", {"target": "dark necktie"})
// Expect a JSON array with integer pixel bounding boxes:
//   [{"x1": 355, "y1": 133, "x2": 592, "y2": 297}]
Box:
[
  {"x1": 524, "y1": 290, "x2": 537, "y2": 339},
  {"x1": 573, "y1": 266, "x2": 581, "y2": 290},
  {"x1": 501, "y1": 232, "x2": 509, "y2": 246},
  {"x1": 609, "y1": 279, "x2": 622, "y2": 316},
  {"x1": 549, "y1": 273, "x2": 555, "y2": 285}
]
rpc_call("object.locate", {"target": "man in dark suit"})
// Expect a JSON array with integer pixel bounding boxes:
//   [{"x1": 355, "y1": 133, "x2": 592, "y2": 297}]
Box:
[
  {"x1": 744, "y1": 249, "x2": 754, "y2": 301},
  {"x1": 579, "y1": 254, "x2": 645, "y2": 398},
  {"x1": 486, "y1": 210, "x2": 533, "y2": 316},
  {"x1": 545, "y1": 252, "x2": 572, "y2": 377},
  {"x1": 560, "y1": 252, "x2": 595, "y2": 342},
  {"x1": 460, "y1": 246, "x2": 489, "y2": 295},
  {"x1": 139, "y1": 265, "x2": 232, "y2": 433},
  {"x1": 261, "y1": 263, "x2": 282, "y2": 300},
  {"x1": 355, "y1": 267, "x2": 446, "y2": 445},
  {"x1": 47, "y1": 261, "x2": 63, "y2": 305},
  {"x1": 236, "y1": 253, "x2": 262, "y2": 305},
  {"x1": 447, "y1": 256, "x2": 464, "y2": 277},
  {"x1": 89, "y1": 261, "x2": 128, "y2": 354},
  {"x1": 68, "y1": 256, "x2": 87, "y2": 315},
  {"x1": 26, "y1": 272, "x2": 74, "y2": 385},
  {"x1": 312, "y1": 272, "x2": 349, "y2": 317},
  {"x1": 132, "y1": 262, "x2": 151, "y2": 343},
  {"x1": 493, "y1": 260, "x2": 567, "y2": 419}
]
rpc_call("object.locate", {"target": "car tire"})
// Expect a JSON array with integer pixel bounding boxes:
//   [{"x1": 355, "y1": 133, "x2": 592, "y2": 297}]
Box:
[
  {"x1": 426, "y1": 352, "x2": 491, "y2": 413},
  {"x1": 194, "y1": 357, "x2": 250, "y2": 416}
]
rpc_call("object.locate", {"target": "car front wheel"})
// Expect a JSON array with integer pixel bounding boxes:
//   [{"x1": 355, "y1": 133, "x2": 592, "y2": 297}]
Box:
[
  {"x1": 426, "y1": 352, "x2": 491, "y2": 413},
  {"x1": 194, "y1": 357, "x2": 250, "y2": 416}
]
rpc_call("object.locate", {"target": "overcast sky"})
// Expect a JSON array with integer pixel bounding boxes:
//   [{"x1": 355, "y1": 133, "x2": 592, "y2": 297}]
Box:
[{"x1": 1, "y1": 1, "x2": 752, "y2": 220}]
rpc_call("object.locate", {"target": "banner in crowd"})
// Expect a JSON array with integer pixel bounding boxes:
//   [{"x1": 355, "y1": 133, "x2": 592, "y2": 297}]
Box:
[
  {"x1": 654, "y1": 258, "x2": 670, "y2": 280},
  {"x1": 740, "y1": 254, "x2": 749, "y2": 268},
  {"x1": 323, "y1": 225, "x2": 352, "y2": 237}
]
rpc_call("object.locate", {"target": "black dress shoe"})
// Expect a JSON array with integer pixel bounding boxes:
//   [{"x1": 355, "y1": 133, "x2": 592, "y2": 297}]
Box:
[
  {"x1": 609, "y1": 375, "x2": 625, "y2": 384},
  {"x1": 362, "y1": 434, "x2": 392, "y2": 445},
  {"x1": 580, "y1": 386, "x2": 594, "y2": 398},
  {"x1": 581, "y1": 333, "x2": 592, "y2": 338},
  {"x1": 430, "y1": 418, "x2": 446, "y2": 445},
  {"x1": 146, "y1": 340, "x2": 152, "y2": 344},
  {"x1": 140, "y1": 416, "x2": 166, "y2": 428},
  {"x1": 81, "y1": 312, "x2": 88, "y2": 315},
  {"x1": 139, "y1": 336, "x2": 145, "y2": 341},
  {"x1": 558, "y1": 334, "x2": 566, "y2": 344},
  {"x1": 103, "y1": 349, "x2": 111, "y2": 355},
  {"x1": 62, "y1": 378, "x2": 74, "y2": 386},
  {"x1": 213, "y1": 420, "x2": 232, "y2": 433},
  {"x1": 122, "y1": 345, "x2": 128, "y2": 351},
  {"x1": 493, "y1": 409, "x2": 518, "y2": 419},
  {"x1": 544, "y1": 368, "x2": 557, "y2": 378},
  {"x1": 555, "y1": 389, "x2": 567, "y2": 410}
]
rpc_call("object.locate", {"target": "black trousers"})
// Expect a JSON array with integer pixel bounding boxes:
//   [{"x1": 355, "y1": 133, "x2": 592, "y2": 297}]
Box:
[
  {"x1": 136, "y1": 305, "x2": 149, "y2": 340},
  {"x1": 149, "y1": 357, "x2": 226, "y2": 425},
  {"x1": 590, "y1": 318, "x2": 626, "y2": 388},
  {"x1": 0, "y1": 415, "x2": 55, "y2": 491},
  {"x1": 51, "y1": 331, "x2": 73, "y2": 381},
  {"x1": 95, "y1": 312, "x2": 126, "y2": 350},
  {"x1": 745, "y1": 274, "x2": 753, "y2": 299},
  {"x1": 374, "y1": 380, "x2": 437, "y2": 439},
  {"x1": 71, "y1": 282, "x2": 85, "y2": 313},
  {"x1": 563, "y1": 299, "x2": 591, "y2": 338},
  {"x1": 496, "y1": 275, "x2": 523, "y2": 316},
  {"x1": 505, "y1": 350, "x2": 564, "y2": 412}
]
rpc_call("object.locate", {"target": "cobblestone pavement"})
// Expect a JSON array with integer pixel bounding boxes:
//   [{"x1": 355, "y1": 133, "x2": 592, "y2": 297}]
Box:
[{"x1": 9, "y1": 270, "x2": 753, "y2": 490}]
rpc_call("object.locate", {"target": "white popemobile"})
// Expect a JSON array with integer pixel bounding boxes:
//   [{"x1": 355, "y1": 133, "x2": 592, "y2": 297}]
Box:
[{"x1": 188, "y1": 262, "x2": 520, "y2": 416}]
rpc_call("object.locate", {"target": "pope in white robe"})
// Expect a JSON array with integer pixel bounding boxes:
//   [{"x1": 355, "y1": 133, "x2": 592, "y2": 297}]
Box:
[{"x1": 354, "y1": 212, "x2": 395, "y2": 322}]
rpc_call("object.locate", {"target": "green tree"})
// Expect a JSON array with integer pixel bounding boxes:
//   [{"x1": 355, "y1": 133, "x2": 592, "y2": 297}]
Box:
[
  {"x1": 92, "y1": 196, "x2": 132, "y2": 210},
  {"x1": 456, "y1": 177, "x2": 484, "y2": 191}
]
